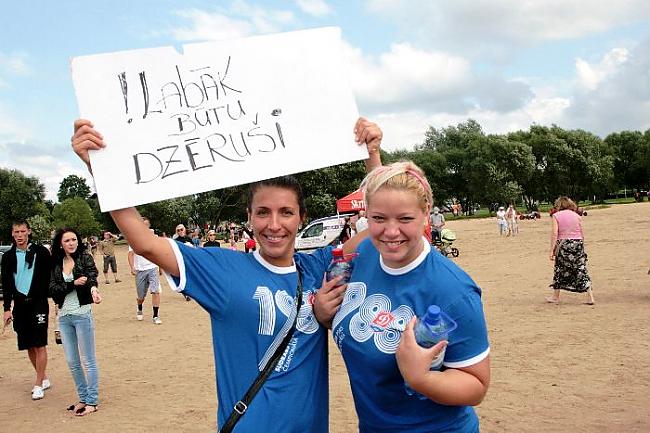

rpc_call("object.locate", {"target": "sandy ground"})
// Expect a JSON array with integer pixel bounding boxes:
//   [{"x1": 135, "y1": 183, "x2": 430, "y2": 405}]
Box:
[{"x1": 1, "y1": 202, "x2": 649, "y2": 432}]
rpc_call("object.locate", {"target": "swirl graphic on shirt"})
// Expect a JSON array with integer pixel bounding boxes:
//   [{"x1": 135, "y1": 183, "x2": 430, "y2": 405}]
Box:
[
  {"x1": 332, "y1": 282, "x2": 366, "y2": 330},
  {"x1": 349, "y1": 294, "x2": 414, "y2": 354}
]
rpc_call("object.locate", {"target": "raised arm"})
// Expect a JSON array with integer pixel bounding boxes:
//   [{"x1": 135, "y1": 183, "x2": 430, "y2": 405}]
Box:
[
  {"x1": 71, "y1": 119, "x2": 179, "y2": 276},
  {"x1": 354, "y1": 117, "x2": 382, "y2": 172}
]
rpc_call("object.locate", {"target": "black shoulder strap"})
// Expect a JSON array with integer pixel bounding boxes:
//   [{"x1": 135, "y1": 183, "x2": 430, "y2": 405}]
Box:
[{"x1": 219, "y1": 269, "x2": 304, "y2": 433}]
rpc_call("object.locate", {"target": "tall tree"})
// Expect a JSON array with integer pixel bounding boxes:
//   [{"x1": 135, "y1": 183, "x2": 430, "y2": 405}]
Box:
[
  {"x1": 138, "y1": 196, "x2": 194, "y2": 236},
  {"x1": 27, "y1": 214, "x2": 53, "y2": 243},
  {"x1": 605, "y1": 130, "x2": 647, "y2": 190},
  {"x1": 58, "y1": 174, "x2": 92, "y2": 202},
  {"x1": 52, "y1": 197, "x2": 101, "y2": 238},
  {"x1": 0, "y1": 168, "x2": 47, "y2": 243}
]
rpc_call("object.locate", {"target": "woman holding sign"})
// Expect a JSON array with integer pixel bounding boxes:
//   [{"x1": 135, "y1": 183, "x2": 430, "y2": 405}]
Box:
[{"x1": 71, "y1": 116, "x2": 381, "y2": 433}]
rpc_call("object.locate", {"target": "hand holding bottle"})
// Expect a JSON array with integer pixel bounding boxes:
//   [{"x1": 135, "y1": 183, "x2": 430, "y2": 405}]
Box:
[{"x1": 396, "y1": 316, "x2": 448, "y2": 395}]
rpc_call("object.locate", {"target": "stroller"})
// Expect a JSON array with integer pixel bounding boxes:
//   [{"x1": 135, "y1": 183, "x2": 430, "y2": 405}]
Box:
[{"x1": 433, "y1": 228, "x2": 459, "y2": 258}]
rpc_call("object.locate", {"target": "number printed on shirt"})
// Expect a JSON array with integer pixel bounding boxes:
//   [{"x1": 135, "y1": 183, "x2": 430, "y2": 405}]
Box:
[{"x1": 254, "y1": 287, "x2": 319, "y2": 335}]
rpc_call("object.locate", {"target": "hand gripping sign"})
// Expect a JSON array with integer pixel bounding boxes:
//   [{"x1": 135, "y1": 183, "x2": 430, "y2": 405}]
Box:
[{"x1": 72, "y1": 27, "x2": 365, "y2": 211}]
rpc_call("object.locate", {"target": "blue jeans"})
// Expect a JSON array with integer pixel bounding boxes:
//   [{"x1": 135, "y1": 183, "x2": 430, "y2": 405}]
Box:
[{"x1": 59, "y1": 312, "x2": 99, "y2": 405}]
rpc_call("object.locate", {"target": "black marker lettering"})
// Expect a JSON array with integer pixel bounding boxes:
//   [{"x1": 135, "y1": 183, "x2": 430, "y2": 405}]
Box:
[
  {"x1": 200, "y1": 73, "x2": 220, "y2": 101},
  {"x1": 157, "y1": 145, "x2": 189, "y2": 178},
  {"x1": 247, "y1": 126, "x2": 276, "y2": 152},
  {"x1": 206, "y1": 133, "x2": 244, "y2": 162},
  {"x1": 185, "y1": 138, "x2": 213, "y2": 171},
  {"x1": 176, "y1": 65, "x2": 205, "y2": 108},
  {"x1": 218, "y1": 56, "x2": 242, "y2": 96},
  {"x1": 276, "y1": 122, "x2": 285, "y2": 148},
  {"x1": 139, "y1": 71, "x2": 150, "y2": 119},
  {"x1": 230, "y1": 132, "x2": 251, "y2": 158},
  {"x1": 133, "y1": 153, "x2": 163, "y2": 184},
  {"x1": 160, "y1": 82, "x2": 183, "y2": 110},
  {"x1": 118, "y1": 72, "x2": 132, "y2": 123},
  {"x1": 226, "y1": 100, "x2": 246, "y2": 121}
]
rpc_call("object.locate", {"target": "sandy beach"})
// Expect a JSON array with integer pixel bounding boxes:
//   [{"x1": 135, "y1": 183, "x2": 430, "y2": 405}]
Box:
[{"x1": 1, "y1": 202, "x2": 649, "y2": 432}]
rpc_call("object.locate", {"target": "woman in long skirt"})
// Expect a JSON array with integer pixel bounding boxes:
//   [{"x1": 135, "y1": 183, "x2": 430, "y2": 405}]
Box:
[{"x1": 547, "y1": 196, "x2": 595, "y2": 305}]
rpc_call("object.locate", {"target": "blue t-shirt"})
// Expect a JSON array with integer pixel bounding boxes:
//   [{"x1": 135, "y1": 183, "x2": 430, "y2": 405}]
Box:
[
  {"x1": 165, "y1": 240, "x2": 332, "y2": 433},
  {"x1": 332, "y1": 238, "x2": 490, "y2": 433},
  {"x1": 15, "y1": 246, "x2": 36, "y2": 296}
]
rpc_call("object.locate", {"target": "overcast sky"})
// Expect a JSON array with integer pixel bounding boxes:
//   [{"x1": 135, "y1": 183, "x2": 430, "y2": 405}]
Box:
[{"x1": 1, "y1": 0, "x2": 649, "y2": 201}]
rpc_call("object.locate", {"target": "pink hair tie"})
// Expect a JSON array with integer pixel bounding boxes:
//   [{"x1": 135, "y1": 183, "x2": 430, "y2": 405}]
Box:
[{"x1": 406, "y1": 169, "x2": 431, "y2": 195}]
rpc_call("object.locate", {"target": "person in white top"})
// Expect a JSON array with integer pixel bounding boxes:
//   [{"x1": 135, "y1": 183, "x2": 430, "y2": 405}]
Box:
[
  {"x1": 429, "y1": 206, "x2": 446, "y2": 242},
  {"x1": 128, "y1": 217, "x2": 162, "y2": 324},
  {"x1": 355, "y1": 210, "x2": 368, "y2": 233},
  {"x1": 496, "y1": 207, "x2": 508, "y2": 236}
]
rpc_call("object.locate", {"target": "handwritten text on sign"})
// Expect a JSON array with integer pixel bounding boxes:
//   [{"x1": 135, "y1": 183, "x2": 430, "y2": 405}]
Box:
[{"x1": 72, "y1": 27, "x2": 364, "y2": 211}]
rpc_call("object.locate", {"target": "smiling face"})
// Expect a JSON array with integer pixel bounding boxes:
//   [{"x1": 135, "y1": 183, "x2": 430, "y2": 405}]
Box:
[
  {"x1": 248, "y1": 185, "x2": 302, "y2": 267},
  {"x1": 367, "y1": 187, "x2": 429, "y2": 269},
  {"x1": 61, "y1": 231, "x2": 79, "y2": 256}
]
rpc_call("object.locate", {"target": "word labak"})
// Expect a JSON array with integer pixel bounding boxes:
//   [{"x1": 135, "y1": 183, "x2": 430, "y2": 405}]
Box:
[{"x1": 119, "y1": 56, "x2": 285, "y2": 184}]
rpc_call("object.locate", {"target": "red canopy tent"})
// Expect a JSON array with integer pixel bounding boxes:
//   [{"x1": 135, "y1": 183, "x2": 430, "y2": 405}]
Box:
[{"x1": 336, "y1": 189, "x2": 365, "y2": 213}]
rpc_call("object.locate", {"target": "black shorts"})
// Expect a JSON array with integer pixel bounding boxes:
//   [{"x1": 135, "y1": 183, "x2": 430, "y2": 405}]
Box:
[
  {"x1": 12, "y1": 298, "x2": 49, "y2": 350},
  {"x1": 103, "y1": 255, "x2": 117, "y2": 273}
]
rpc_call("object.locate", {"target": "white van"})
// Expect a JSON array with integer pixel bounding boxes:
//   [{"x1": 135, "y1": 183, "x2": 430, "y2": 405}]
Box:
[{"x1": 294, "y1": 214, "x2": 353, "y2": 251}]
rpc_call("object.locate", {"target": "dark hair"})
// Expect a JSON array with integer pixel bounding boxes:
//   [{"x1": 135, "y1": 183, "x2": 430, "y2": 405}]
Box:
[
  {"x1": 247, "y1": 176, "x2": 306, "y2": 218},
  {"x1": 12, "y1": 219, "x2": 31, "y2": 230},
  {"x1": 51, "y1": 227, "x2": 85, "y2": 266}
]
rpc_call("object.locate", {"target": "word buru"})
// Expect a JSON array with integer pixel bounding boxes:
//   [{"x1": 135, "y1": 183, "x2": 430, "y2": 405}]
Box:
[{"x1": 119, "y1": 56, "x2": 287, "y2": 184}]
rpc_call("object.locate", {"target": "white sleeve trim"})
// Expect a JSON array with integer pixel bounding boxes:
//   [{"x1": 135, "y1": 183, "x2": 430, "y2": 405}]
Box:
[
  {"x1": 163, "y1": 238, "x2": 187, "y2": 293},
  {"x1": 443, "y1": 347, "x2": 490, "y2": 369}
]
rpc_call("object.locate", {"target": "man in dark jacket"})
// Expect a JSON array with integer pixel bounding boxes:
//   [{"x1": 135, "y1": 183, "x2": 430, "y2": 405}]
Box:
[{"x1": 1, "y1": 220, "x2": 52, "y2": 400}]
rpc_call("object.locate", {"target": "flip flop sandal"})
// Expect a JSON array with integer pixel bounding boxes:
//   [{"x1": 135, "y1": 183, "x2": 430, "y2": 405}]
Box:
[
  {"x1": 67, "y1": 402, "x2": 85, "y2": 412},
  {"x1": 75, "y1": 405, "x2": 98, "y2": 416}
]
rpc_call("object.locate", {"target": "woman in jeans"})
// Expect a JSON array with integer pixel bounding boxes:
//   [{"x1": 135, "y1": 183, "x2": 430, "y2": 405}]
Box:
[{"x1": 49, "y1": 228, "x2": 102, "y2": 416}]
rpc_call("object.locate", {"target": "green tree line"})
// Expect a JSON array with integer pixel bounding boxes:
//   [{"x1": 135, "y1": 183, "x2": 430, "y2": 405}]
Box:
[{"x1": 1, "y1": 120, "x2": 649, "y2": 243}]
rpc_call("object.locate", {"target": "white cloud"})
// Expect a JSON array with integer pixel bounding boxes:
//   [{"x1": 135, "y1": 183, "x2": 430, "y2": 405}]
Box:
[
  {"x1": 0, "y1": 52, "x2": 30, "y2": 75},
  {"x1": 375, "y1": 93, "x2": 571, "y2": 151},
  {"x1": 0, "y1": 140, "x2": 91, "y2": 202},
  {"x1": 575, "y1": 48, "x2": 629, "y2": 90},
  {"x1": 343, "y1": 41, "x2": 532, "y2": 115},
  {"x1": 171, "y1": 2, "x2": 295, "y2": 42},
  {"x1": 365, "y1": 0, "x2": 650, "y2": 55},
  {"x1": 171, "y1": 10, "x2": 253, "y2": 41},
  {"x1": 295, "y1": 0, "x2": 331, "y2": 17},
  {"x1": 345, "y1": 42, "x2": 472, "y2": 110},
  {"x1": 0, "y1": 102, "x2": 30, "y2": 142},
  {"x1": 0, "y1": 52, "x2": 31, "y2": 89},
  {"x1": 566, "y1": 37, "x2": 650, "y2": 135}
]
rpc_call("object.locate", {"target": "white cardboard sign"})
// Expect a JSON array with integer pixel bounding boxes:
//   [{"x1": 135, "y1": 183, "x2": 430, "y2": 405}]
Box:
[{"x1": 71, "y1": 27, "x2": 364, "y2": 211}]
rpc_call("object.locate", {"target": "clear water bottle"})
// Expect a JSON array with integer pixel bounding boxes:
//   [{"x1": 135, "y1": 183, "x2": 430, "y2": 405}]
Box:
[
  {"x1": 326, "y1": 248, "x2": 357, "y2": 285},
  {"x1": 404, "y1": 305, "x2": 458, "y2": 399}
]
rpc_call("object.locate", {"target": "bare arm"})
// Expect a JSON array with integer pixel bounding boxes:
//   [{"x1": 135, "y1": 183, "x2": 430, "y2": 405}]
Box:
[
  {"x1": 354, "y1": 117, "x2": 382, "y2": 172},
  {"x1": 110, "y1": 208, "x2": 179, "y2": 276},
  {"x1": 549, "y1": 216, "x2": 559, "y2": 260},
  {"x1": 396, "y1": 317, "x2": 490, "y2": 406},
  {"x1": 71, "y1": 119, "x2": 179, "y2": 276}
]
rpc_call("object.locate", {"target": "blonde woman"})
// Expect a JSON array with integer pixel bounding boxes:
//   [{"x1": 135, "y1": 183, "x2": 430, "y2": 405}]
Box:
[
  {"x1": 316, "y1": 161, "x2": 490, "y2": 433},
  {"x1": 547, "y1": 196, "x2": 595, "y2": 305}
]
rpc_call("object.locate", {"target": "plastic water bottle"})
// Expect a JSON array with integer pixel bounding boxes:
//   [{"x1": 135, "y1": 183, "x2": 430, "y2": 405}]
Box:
[
  {"x1": 404, "y1": 305, "x2": 458, "y2": 399},
  {"x1": 326, "y1": 248, "x2": 356, "y2": 285}
]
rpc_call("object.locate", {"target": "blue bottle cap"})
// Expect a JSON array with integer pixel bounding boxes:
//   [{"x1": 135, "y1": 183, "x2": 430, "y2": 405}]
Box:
[{"x1": 423, "y1": 305, "x2": 441, "y2": 326}]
